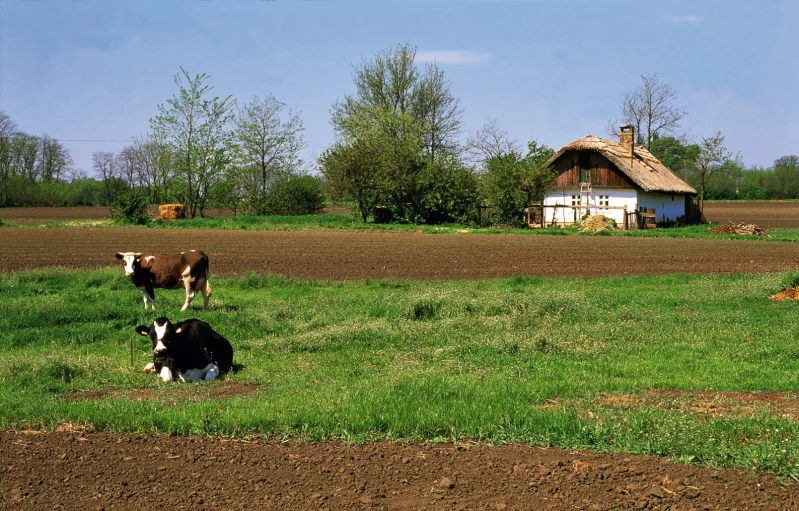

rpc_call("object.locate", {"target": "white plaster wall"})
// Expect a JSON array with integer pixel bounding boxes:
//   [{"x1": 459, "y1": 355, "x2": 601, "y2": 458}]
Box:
[
  {"x1": 542, "y1": 188, "x2": 637, "y2": 226},
  {"x1": 637, "y1": 192, "x2": 687, "y2": 222}
]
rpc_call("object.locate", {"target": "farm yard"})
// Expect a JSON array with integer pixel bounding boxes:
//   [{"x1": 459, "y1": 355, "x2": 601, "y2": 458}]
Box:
[{"x1": 2, "y1": 203, "x2": 799, "y2": 510}]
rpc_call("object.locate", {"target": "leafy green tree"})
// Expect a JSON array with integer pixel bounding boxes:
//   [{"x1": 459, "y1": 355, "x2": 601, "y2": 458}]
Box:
[
  {"x1": 151, "y1": 68, "x2": 235, "y2": 218},
  {"x1": 481, "y1": 140, "x2": 554, "y2": 227},
  {"x1": 319, "y1": 122, "x2": 388, "y2": 223},
  {"x1": 648, "y1": 135, "x2": 699, "y2": 180},
  {"x1": 233, "y1": 95, "x2": 307, "y2": 214},
  {"x1": 417, "y1": 159, "x2": 479, "y2": 224},
  {"x1": 412, "y1": 63, "x2": 463, "y2": 162}
]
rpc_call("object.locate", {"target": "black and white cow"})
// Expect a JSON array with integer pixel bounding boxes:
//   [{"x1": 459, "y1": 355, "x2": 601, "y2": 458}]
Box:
[
  {"x1": 116, "y1": 250, "x2": 211, "y2": 311},
  {"x1": 136, "y1": 317, "x2": 234, "y2": 382}
]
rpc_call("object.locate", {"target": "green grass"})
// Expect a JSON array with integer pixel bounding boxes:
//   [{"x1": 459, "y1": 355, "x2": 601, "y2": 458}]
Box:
[
  {"x1": 7, "y1": 211, "x2": 799, "y2": 242},
  {"x1": 1, "y1": 268, "x2": 799, "y2": 476}
]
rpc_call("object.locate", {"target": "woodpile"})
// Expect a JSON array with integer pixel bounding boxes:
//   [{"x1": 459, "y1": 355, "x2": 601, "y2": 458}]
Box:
[
  {"x1": 707, "y1": 222, "x2": 770, "y2": 237},
  {"x1": 158, "y1": 204, "x2": 186, "y2": 220}
]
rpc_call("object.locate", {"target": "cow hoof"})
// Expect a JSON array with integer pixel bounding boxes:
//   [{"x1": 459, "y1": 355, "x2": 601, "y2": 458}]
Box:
[{"x1": 204, "y1": 365, "x2": 220, "y2": 381}]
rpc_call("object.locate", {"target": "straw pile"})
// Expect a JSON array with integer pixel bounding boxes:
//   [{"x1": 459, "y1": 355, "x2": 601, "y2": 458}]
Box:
[
  {"x1": 769, "y1": 288, "x2": 799, "y2": 302},
  {"x1": 158, "y1": 204, "x2": 186, "y2": 220},
  {"x1": 579, "y1": 215, "x2": 617, "y2": 233}
]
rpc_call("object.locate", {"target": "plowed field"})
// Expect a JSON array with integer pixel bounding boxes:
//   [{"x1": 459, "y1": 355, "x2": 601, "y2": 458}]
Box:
[{"x1": 3, "y1": 205, "x2": 799, "y2": 509}]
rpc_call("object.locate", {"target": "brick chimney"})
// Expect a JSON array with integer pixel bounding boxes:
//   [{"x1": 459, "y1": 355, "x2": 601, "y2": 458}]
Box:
[{"x1": 619, "y1": 125, "x2": 634, "y2": 155}]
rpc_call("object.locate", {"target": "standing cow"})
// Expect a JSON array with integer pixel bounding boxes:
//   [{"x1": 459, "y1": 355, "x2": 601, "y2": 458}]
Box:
[
  {"x1": 136, "y1": 317, "x2": 234, "y2": 382},
  {"x1": 116, "y1": 250, "x2": 212, "y2": 311}
]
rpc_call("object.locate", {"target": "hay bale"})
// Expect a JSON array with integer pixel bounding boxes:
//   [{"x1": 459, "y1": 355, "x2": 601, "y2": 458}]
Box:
[{"x1": 158, "y1": 203, "x2": 186, "y2": 220}]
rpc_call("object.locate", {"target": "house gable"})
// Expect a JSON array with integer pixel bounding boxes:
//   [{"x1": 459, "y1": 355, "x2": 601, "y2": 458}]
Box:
[{"x1": 548, "y1": 150, "x2": 635, "y2": 190}]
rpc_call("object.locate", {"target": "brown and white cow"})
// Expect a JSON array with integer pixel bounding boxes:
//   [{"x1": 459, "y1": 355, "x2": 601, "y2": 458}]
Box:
[{"x1": 115, "y1": 250, "x2": 212, "y2": 311}]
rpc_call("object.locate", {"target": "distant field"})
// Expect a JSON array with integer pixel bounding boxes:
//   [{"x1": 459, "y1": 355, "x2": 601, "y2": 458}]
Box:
[
  {"x1": 703, "y1": 201, "x2": 799, "y2": 228},
  {"x1": 3, "y1": 201, "x2": 799, "y2": 227}
]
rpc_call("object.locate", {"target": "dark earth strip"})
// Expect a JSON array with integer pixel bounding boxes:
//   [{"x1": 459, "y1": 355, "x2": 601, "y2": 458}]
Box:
[
  {"x1": 2, "y1": 227, "x2": 798, "y2": 279},
  {"x1": 2, "y1": 431, "x2": 797, "y2": 511}
]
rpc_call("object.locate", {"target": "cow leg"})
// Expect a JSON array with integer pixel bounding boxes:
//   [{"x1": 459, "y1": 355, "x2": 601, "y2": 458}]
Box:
[
  {"x1": 199, "y1": 279, "x2": 210, "y2": 310},
  {"x1": 204, "y1": 364, "x2": 220, "y2": 381},
  {"x1": 180, "y1": 266, "x2": 195, "y2": 312},
  {"x1": 142, "y1": 284, "x2": 156, "y2": 310},
  {"x1": 159, "y1": 366, "x2": 173, "y2": 382},
  {"x1": 138, "y1": 287, "x2": 150, "y2": 309}
]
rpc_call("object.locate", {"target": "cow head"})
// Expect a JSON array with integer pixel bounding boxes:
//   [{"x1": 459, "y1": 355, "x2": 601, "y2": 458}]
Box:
[
  {"x1": 116, "y1": 252, "x2": 143, "y2": 276},
  {"x1": 135, "y1": 317, "x2": 183, "y2": 355}
]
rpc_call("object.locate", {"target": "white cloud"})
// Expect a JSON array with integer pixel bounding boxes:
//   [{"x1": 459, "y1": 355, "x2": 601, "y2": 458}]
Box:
[
  {"x1": 415, "y1": 50, "x2": 492, "y2": 65},
  {"x1": 666, "y1": 15, "x2": 702, "y2": 23}
]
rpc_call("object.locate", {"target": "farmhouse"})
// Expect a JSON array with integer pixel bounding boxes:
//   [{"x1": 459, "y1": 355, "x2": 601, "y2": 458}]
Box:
[{"x1": 537, "y1": 127, "x2": 697, "y2": 228}]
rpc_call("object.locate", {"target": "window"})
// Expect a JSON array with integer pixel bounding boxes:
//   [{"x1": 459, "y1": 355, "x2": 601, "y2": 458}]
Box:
[
  {"x1": 599, "y1": 195, "x2": 609, "y2": 207},
  {"x1": 571, "y1": 195, "x2": 581, "y2": 207}
]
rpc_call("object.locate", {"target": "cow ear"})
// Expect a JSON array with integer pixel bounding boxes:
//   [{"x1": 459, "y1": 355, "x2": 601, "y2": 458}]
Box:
[
  {"x1": 115, "y1": 253, "x2": 124, "y2": 260},
  {"x1": 135, "y1": 325, "x2": 150, "y2": 336},
  {"x1": 134, "y1": 253, "x2": 143, "y2": 260}
]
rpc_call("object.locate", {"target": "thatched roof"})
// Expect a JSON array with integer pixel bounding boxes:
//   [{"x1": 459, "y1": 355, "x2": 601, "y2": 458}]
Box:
[{"x1": 545, "y1": 135, "x2": 697, "y2": 195}]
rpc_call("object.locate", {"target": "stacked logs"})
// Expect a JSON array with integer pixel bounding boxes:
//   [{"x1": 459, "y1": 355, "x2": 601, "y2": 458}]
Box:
[
  {"x1": 707, "y1": 222, "x2": 770, "y2": 237},
  {"x1": 158, "y1": 204, "x2": 186, "y2": 220}
]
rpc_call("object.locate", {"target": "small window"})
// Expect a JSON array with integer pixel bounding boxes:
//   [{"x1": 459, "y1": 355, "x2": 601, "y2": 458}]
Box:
[
  {"x1": 571, "y1": 195, "x2": 581, "y2": 207},
  {"x1": 599, "y1": 195, "x2": 609, "y2": 207}
]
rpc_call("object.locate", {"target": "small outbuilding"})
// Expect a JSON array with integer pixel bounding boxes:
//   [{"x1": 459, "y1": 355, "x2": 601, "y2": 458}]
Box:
[{"x1": 537, "y1": 127, "x2": 697, "y2": 229}]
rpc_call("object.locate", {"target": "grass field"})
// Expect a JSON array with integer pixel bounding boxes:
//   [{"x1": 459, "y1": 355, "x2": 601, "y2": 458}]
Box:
[{"x1": 2, "y1": 268, "x2": 799, "y2": 476}]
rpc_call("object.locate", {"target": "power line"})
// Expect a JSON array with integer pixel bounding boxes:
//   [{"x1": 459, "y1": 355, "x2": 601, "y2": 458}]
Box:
[{"x1": 59, "y1": 139, "x2": 130, "y2": 143}]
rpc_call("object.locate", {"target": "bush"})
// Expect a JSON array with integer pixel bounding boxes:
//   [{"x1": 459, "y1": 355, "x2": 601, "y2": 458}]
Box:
[
  {"x1": 109, "y1": 190, "x2": 151, "y2": 225},
  {"x1": 263, "y1": 174, "x2": 325, "y2": 216}
]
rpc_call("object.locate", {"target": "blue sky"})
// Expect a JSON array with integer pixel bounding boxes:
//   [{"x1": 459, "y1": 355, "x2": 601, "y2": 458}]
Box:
[{"x1": 1, "y1": 0, "x2": 796, "y2": 175}]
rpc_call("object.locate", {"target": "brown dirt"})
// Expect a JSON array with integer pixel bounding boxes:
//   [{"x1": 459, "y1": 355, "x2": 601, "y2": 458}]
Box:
[
  {"x1": 4, "y1": 205, "x2": 799, "y2": 509},
  {"x1": 703, "y1": 201, "x2": 799, "y2": 228},
  {"x1": 3, "y1": 430, "x2": 797, "y2": 511},
  {"x1": 3, "y1": 227, "x2": 799, "y2": 279}
]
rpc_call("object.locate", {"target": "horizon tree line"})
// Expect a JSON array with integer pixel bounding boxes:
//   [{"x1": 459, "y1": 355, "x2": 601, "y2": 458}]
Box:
[{"x1": 1, "y1": 56, "x2": 796, "y2": 222}]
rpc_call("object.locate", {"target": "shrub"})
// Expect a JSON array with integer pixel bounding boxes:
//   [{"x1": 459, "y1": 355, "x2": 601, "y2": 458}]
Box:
[
  {"x1": 264, "y1": 174, "x2": 325, "y2": 216},
  {"x1": 109, "y1": 190, "x2": 151, "y2": 225}
]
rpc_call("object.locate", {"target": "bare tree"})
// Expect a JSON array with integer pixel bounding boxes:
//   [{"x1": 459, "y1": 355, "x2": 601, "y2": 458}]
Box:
[
  {"x1": 465, "y1": 117, "x2": 521, "y2": 170},
  {"x1": 13, "y1": 133, "x2": 41, "y2": 183},
  {"x1": 132, "y1": 133, "x2": 174, "y2": 204},
  {"x1": 690, "y1": 132, "x2": 743, "y2": 212},
  {"x1": 609, "y1": 73, "x2": 687, "y2": 149},
  {"x1": 0, "y1": 112, "x2": 17, "y2": 204},
  {"x1": 37, "y1": 135, "x2": 73, "y2": 181},
  {"x1": 116, "y1": 145, "x2": 138, "y2": 189},
  {"x1": 93, "y1": 151, "x2": 121, "y2": 204}
]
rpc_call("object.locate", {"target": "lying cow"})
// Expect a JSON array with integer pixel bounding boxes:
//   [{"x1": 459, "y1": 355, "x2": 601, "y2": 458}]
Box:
[
  {"x1": 136, "y1": 317, "x2": 234, "y2": 383},
  {"x1": 116, "y1": 250, "x2": 211, "y2": 311}
]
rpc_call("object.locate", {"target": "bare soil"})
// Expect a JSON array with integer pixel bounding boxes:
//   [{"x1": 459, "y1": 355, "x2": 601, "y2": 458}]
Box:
[
  {"x1": 3, "y1": 430, "x2": 796, "y2": 511},
  {"x1": 3, "y1": 227, "x2": 799, "y2": 279},
  {"x1": 3, "y1": 205, "x2": 799, "y2": 509}
]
